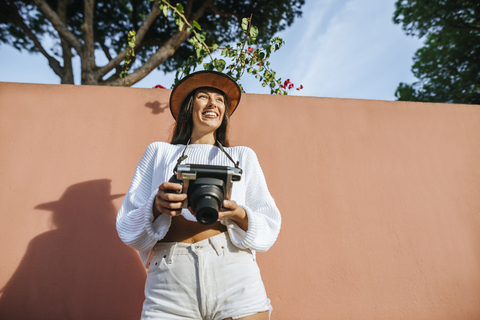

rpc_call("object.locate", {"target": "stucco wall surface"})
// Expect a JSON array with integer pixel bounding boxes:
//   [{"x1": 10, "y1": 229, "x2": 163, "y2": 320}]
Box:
[{"x1": 0, "y1": 82, "x2": 479, "y2": 319}]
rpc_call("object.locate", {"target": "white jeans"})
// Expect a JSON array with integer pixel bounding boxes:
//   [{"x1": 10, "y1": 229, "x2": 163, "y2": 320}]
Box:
[{"x1": 141, "y1": 232, "x2": 272, "y2": 320}]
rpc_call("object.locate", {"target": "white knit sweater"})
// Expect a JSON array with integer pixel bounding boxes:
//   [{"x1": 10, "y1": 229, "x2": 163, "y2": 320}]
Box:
[{"x1": 116, "y1": 142, "x2": 281, "y2": 266}]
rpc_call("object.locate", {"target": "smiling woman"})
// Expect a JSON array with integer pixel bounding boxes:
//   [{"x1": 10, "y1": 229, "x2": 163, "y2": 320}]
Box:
[
  {"x1": 173, "y1": 87, "x2": 229, "y2": 146},
  {"x1": 116, "y1": 71, "x2": 281, "y2": 320},
  {"x1": 191, "y1": 88, "x2": 226, "y2": 144}
]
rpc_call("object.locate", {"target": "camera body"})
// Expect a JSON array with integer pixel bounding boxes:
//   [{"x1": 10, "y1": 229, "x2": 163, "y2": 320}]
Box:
[{"x1": 168, "y1": 164, "x2": 242, "y2": 225}]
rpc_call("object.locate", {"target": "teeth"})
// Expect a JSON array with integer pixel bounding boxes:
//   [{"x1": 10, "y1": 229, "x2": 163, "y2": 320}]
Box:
[{"x1": 203, "y1": 112, "x2": 217, "y2": 117}]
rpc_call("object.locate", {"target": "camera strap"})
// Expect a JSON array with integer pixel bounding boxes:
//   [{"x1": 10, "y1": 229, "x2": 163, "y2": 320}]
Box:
[
  {"x1": 173, "y1": 139, "x2": 242, "y2": 174},
  {"x1": 173, "y1": 139, "x2": 191, "y2": 174},
  {"x1": 215, "y1": 141, "x2": 241, "y2": 171}
]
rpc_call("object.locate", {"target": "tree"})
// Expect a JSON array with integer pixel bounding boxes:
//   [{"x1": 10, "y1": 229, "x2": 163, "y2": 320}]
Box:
[
  {"x1": 0, "y1": 0, "x2": 304, "y2": 86},
  {"x1": 393, "y1": 0, "x2": 480, "y2": 104}
]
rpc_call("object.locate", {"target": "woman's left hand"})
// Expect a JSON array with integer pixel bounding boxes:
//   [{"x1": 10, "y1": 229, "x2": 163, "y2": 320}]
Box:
[
  {"x1": 219, "y1": 200, "x2": 249, "y2": 231},
  {"x1": 188, "y1": 199, "x2": 248, "y2": 231}
]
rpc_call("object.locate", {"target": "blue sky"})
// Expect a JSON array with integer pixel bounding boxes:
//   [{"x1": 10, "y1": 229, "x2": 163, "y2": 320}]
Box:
[{"x1": 0, "y1": 0, "x2": 423, "y2": 101}]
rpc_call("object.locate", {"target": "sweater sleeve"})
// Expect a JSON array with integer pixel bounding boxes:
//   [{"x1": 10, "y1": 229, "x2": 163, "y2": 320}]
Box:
[
  {"x1": 116, "y1": 143, "x2": 172, "y2": 252},
  {"x1": 223, "y1": 148, "x2": 281, "y2": 252}
]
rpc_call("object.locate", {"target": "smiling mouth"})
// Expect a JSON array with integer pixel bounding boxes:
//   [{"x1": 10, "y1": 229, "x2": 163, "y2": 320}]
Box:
[{"x1": 202, "y1": 111, "x2": 218, "y2": 118}]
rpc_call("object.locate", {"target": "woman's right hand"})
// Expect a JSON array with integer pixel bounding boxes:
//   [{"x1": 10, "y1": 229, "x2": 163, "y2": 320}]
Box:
[{"x1": 153, "y1": 182, "x2": 187, "y2": 219}]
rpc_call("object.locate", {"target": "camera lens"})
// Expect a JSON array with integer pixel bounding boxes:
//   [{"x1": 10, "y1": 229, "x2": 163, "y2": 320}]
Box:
[
  {"x1": 189, "y1": 178, "x2": 224, "y2": 225},
  {"x1": 195, "y1": 195, "x2": 220, "y2": 224}
]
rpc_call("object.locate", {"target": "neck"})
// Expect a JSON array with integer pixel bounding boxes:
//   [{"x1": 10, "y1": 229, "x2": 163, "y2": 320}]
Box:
[{"x1": 190, "y1": 132, "x2": 216, "y2": 145}]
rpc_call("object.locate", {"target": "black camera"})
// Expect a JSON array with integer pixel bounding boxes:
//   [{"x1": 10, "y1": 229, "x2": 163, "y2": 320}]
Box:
[{"x1": 167, "y1": 164, "x2": 242, "y2": 225}]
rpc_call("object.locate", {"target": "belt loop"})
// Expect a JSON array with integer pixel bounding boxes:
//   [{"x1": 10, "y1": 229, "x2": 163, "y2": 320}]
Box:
[
  {"x1": 209, "y1": 235, "x2": 223, "y2": 256},
  {"x1": 167, "y1": 243, "x2": 177, "y2": 264}
]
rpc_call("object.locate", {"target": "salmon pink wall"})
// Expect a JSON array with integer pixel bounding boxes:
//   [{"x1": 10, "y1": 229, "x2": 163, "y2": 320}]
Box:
[{"x1": 0, "y1": 82, "x2": 479, "y2": 319}]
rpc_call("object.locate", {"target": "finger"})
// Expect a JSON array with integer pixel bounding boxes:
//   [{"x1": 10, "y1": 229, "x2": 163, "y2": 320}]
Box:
[
  {"x1": 158, "y1": 190, "x2": 187, "y2": 202},
  {"x1": 159, "y1": 182, "x2": 183, "y2": 191},
  {"x1": 222, "y1": 199, "x2": 237, "y2": 210},
  {"x1": 156, "y1": 198, "x2": 184, "y2": 210},
  {"x1": 160, "y1": 208, "x2": 183, "y2": 217}
]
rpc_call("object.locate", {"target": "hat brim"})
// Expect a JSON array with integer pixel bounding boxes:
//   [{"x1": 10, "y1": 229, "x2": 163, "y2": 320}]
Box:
[
  {"x1": 35, "y1": 194, "x2": 125, "y2": 210},
  {"x1": 169, "y1": 71, "x2": 241, "y2": 120}
]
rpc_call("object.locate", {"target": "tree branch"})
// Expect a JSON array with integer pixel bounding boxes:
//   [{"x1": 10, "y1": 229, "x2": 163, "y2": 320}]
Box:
[
  {"x1": 94, "y1": 0, "x2": 161, "y2": 79},
  {"x1": 32, "y1": 0, "x2": 83, "y2": 53},
  {"x1": 98, "y1": 38, "x2": 113, "y2": 61},
  {"x1": 106, "y1": 0, "x2": 212, "y2": 86},
  {"x1": 451, "y1": 8, "x2": 480, "y2": 32},
  {"x1": 161, "y1": 0, "x2": 213, "y2": 60},
  {"x1": 4, "y1": 0, "x2": 64, "y2": 78},
  {"x1": 103, "y1": 30, "x2": 190, "y2": 86}
]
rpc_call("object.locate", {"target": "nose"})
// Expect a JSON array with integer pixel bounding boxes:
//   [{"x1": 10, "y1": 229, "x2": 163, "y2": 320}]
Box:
[{"x1": 207, "y1": 97, "x2": 219, "y2": 108}]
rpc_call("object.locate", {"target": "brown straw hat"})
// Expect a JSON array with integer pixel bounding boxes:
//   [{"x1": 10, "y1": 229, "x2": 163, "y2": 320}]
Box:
[{"x1": 169, "y1": 70, "x2": 242, "y2": 120}]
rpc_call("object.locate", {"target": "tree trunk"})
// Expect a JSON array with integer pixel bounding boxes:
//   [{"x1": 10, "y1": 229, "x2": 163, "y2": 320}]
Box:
[
  {"x1": 57, "y1": 0, "x2": 73, "y2": 84},
  {"x1": 81, "y1": 0, "x2": 97, "y2": 85}
]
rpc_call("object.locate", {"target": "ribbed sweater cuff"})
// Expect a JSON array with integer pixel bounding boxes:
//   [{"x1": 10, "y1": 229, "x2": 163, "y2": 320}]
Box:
[
  {"x1": 144, "y1": 190, "x2": 172, "y2": 240},
  {"x1": 225, "y1": 204, "x2": 258, "y2": 249}
]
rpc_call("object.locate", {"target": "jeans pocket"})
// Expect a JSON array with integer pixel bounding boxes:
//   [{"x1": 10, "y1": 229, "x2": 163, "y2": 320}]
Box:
[
  {"x1": 224, "y1": 242, "x2": 254, "y2": 263},
  {"x1": 147, "y1": 255, "x2": 167, "y2": 274}
]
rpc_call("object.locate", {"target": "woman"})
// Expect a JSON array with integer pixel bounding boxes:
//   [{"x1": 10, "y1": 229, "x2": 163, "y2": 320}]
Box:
[{"x1": 116, "y1": 70, "x2": 281, "y2": 320}]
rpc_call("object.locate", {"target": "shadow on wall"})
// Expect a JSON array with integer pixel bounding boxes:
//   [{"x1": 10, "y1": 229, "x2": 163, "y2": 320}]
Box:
[
  {"x1": 145, "y1": 101, "x2": 169, "y2": 115},
  {"x1": 0, "y1": 179, "x2": 146, "y2": 319}
]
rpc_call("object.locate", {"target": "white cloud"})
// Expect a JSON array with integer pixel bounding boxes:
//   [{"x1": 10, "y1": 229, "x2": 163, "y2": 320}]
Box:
[{"x1": 250, "y1": 0, "x2": 423, "y2": 100}]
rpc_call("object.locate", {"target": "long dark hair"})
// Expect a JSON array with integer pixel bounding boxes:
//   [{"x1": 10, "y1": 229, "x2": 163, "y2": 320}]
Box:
[{"x1": 170, "y1": 88, "x2": 231, "y2": 146}]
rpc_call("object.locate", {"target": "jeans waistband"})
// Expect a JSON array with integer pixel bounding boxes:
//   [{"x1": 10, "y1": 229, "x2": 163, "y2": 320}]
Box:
[{"x1": 153, "y1": 232, "x2": 228, "y2": 261}]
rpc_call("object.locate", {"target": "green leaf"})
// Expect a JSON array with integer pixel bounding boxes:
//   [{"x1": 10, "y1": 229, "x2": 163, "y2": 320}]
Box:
[
  {"x1": 175, "y1": 16, "x2": 184, "y2": 31},
  {"x1": 203, "y1": 62, "x2": 214, "y2": 71},
  {"x1": 214, "y1": 59, "x2": 226, "y2": 72},
  {"x1": 264, "y1": 70, "x2": 272, "y2": 81},
  {"x1": 212, "y1": 43, "x2": 219, "y2": 52},
  {"x1": 196, "y1": 47, "x2": 206, "y2": 58},
  {"x1": 249, "y1": 26, "x2": 258, "y2": 40},
  {"x1": 192, "y1": 20, "x2": 201, "y2": 30},
  {"x1": 195, "y1": 32, "x2": 206, "y2": 43},
  {"x1": 189, "y1": 37, "x2": 199, "y2": 47},
  {"x1": 241, "y1": 18, "x2": 249, "y2": 31},
  {"x1": 176, "y1": 3, "x2": 184, "y2": 14},
  {"x1": 162, "y1": 4, "x2": 169, "y2": 17}
]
